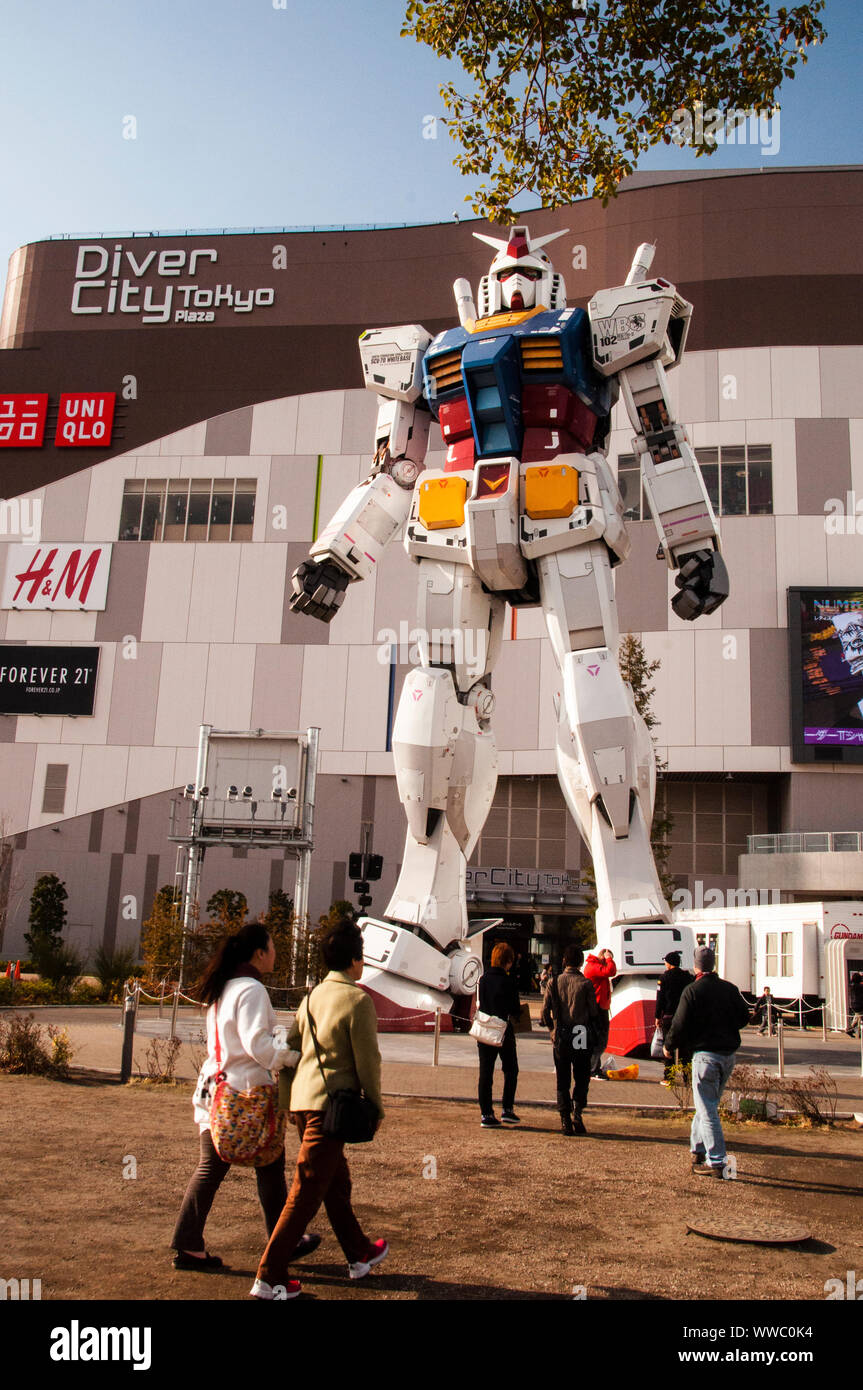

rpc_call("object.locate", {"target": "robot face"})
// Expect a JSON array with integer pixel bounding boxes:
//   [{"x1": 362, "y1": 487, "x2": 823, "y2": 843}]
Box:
[{"x1": 474, "y1": 225, "x2": 567, "y2": 318}]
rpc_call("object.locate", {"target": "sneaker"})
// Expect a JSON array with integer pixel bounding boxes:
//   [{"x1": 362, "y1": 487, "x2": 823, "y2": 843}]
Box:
[
  {"x1": 249, "y1": 1277, "x2": 302, "y2": 1300},
  {"x1": 694, "y1": 1162, "x2": 726, "y2": 1180},
  {"x1": 500, "y1": 1110, "x2": 521, "y2": 1124},
  {"x1": 289, "y1": 1232, "x2": 322, "y2": 1262},
  {"x1": 480, "y1": 1113, "x2": 501, "y2": 1127},
  {"x1": 348, "y1": 1239, "x2": 389, "y2": 1281}
]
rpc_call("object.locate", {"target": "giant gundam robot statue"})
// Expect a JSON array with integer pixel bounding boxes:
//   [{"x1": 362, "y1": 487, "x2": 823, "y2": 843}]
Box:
[{"x1": 290, "y1": 227, "x2": 728, "y2": 1050}]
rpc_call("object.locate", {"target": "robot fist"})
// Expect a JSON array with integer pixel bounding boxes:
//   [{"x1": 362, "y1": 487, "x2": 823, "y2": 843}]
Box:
[
  {"x1": 289, "y1": 559, "x2": 351, "y2": 624},
  {"x1": 671, "y1": 549, "x2": 729, "y2": 621}
]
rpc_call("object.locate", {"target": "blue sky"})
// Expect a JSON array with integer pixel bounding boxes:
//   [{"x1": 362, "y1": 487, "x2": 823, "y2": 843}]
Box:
[{"x1": 0, "y1": 0, "x2": 860, "y2": 279}]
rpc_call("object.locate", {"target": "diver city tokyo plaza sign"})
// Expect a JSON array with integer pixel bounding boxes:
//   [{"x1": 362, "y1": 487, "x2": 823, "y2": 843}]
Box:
[
  {"x1": 70, "y1": 244, "x2": 276, "y2": 324},
  {"x1": 1, "y1": 544, "x2": 112, "y2": 610}
]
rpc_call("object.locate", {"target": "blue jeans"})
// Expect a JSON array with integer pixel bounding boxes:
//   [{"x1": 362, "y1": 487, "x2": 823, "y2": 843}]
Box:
[{"x1": 690, "y1": 1051, "x2": 736, "y2": 1168}]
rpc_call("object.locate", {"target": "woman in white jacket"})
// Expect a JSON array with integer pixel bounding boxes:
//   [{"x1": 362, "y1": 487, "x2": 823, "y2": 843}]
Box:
[{"x1": 171, "y1": 922, "x2": 318, "y2": 1274}]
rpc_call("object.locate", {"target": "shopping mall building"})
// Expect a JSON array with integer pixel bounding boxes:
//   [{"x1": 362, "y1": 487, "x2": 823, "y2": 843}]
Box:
[{"x1": 1, "y1": 165, "x2": 862, "y2": 970}]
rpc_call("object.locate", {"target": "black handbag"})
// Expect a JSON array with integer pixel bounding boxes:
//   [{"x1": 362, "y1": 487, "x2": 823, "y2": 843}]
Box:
[{"x1": 306, "y1": 999, "x2": 378, "y2": 1144}]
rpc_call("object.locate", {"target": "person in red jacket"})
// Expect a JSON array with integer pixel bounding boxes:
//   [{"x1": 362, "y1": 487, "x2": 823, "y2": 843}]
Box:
[{"x1": 583, "y1": 948, "x2": 617, "y2": 1078}]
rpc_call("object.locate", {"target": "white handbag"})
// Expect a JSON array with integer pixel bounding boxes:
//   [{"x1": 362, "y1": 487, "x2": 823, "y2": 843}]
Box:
[
  {"x1": 469, "y1": 1010, "x2": 508, "y2": 1046},
  {"x1": 650, "y1": 1025, "x2": 665, "y2": 1060}
]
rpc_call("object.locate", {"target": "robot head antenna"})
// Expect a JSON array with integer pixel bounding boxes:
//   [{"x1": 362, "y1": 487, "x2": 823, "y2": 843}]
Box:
[{"x1": 474, "y1": 225, "x2": 569, "y2": 318}]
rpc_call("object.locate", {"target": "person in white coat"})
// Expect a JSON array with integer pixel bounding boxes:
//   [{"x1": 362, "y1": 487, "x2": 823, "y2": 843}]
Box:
[{"x1": 170, "y1": 922, "x2": 319, "y2": 1272}]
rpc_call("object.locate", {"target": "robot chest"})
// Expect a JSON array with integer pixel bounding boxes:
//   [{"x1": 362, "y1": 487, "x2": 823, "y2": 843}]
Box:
[{"x1": 425, "y1": 333, "x2": 598, "y2": 473}]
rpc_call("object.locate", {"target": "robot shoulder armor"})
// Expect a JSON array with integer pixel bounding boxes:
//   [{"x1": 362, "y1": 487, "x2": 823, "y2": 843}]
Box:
[{"x1": 359, "y1": 324, "x2": 432, "y2": 403}]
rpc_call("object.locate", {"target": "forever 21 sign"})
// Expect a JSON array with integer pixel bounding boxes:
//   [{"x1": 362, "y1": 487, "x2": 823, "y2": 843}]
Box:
[{"x1": 0, "y1": 646, "x2": 100, "y2": 716}]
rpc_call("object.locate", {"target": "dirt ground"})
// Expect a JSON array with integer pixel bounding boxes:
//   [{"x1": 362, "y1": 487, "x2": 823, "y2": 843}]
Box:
[{"x1": 1, "y1": 1073, "x2": 861, "y2": 1302}]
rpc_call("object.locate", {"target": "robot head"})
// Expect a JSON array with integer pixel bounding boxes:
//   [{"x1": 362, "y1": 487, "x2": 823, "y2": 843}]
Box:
[{"x1": 474, "y1": 225, "x2": 568, "y2": 318}]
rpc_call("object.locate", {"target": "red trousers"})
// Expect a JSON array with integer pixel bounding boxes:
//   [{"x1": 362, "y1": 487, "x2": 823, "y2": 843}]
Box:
[{"x1": 257, "y1": 1110, "x2": 373, "y2": 1283}]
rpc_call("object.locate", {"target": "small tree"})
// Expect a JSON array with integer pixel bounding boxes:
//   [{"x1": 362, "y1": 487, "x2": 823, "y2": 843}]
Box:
[
  {"x1": 206, "y1": 889, "x2": 248, "y2": 934},
  {"x1": 25, "y1": 873, "x2": 68, "y2": 957},
  {"x1": 259, "y1": 889, "x2": 295, "y2": 987},
  {"x1": 140, "y1": 884, "x2": 184, "y2": 985}
]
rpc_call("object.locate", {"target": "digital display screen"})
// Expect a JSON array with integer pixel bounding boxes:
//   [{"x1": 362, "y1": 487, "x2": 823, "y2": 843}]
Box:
[{"x1": 789, "y1": 588, "x2": 863, "y2": 762}]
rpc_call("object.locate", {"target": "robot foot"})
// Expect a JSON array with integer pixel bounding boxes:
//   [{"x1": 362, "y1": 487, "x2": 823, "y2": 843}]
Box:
[
  {"x1": 359, "y1": 965, "x2": 457, "y2": 1034},
  {"x1": 358, "y1": 916, "x2": 481, "y2": 1033}
]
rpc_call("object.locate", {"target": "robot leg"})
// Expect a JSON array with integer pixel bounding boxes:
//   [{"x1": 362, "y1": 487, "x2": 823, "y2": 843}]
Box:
[
  {"x1": 538, "y1": 542, "x2": 670, "y2": 938},
  {"x1": 360, "y1": 561, "x2": 504, "y2": 1028}
]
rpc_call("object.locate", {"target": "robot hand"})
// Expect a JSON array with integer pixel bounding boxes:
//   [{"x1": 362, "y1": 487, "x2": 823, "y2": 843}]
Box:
[
  {"x1": 671, "y1": 549, "x2": 730, "y2": 621},
  {"x1": 289, "y1": 558, "x2": 352, "y2": 624}
]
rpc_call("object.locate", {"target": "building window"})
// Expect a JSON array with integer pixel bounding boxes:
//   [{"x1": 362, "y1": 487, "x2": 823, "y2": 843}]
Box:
[
  {"x1": 781, "y1": 931, "x2": 794, "y2": 976},
  {"x1": 617, "y1": 445, "x2": 773, "y2": 520},
  {"x1": 765, "y1": 932, "x2": 778, "y2": 975},
  {"x1": 42, "y1": 764, "x2": 68, "y2": 815},
  {"x1": 470, "y1": 776, "x2": 570, "y2": 872},
  {"x1": 765, "y1": 931, "x2": 793, "y2": 977},
  {"x1": 119, "y1": 479, "x2": 256, "y2": 541}
]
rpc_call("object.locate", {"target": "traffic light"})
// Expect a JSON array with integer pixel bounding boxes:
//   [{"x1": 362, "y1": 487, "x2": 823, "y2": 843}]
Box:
[{"x1": 366, "y1": 854, "x2": 383, "y2": 881}]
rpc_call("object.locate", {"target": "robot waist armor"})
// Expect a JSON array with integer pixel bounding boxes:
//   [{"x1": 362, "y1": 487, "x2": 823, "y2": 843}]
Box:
[{"x1": 404, "y1": 455, "x2": 627, "y2": 589}]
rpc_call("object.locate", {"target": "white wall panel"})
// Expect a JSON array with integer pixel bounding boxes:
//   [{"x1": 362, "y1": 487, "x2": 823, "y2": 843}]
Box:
[
  {"x1": 297, "y1": 645, "x2": 349, "y2": 752},
  {"x1": 173, "y1": 746, "x2": 198, "y2": 789},
  {"x1": 770, "y1": 347, "x2": 821, "y2": 419},
  {"x1": 727, "y1": 746, "x2": 782, "y2": 772},
  {"x1": 319, "y1": 751, "x2": 368, "y2": 776},
  {"x1": 673, "y1": 349, "x2": 718, "y2": 425},
  {"x1": 747, "y1": 418, "x2": 797, "y2": 516},
  {"x1": 0, "y1": 744, "x2": 37, "y2": 833},
  {"x1": 5, "y1": 610, "x2": 52, "y2": 640},
  {"x1": 537, "y1": 638, "x2": 560, "y2": 751},
  {"x1": 849, "y1": 420, "x2": 863, "y2": 497},
  {"x1": 179, "y1": 454, "x2": 226, "y2": 479},
  {"x1": 126, "y1": 746, "x2": 180, "y2": 802},
  {"x1": 77, "y1": 745, "x2": 130, "y2": 814},
  {"x1": 512, "y1": 749, "x2": 557, "y2": 774},
  {"x1": 295, "y1": 391, "x2": 346, "y2": 456},
  {"x1": 153, "y1": 644, "x2": 209, "y2": 746},
  {"x1": 234, "y1": 545, "x2": 287, "y2": 642},
  {"x1": 266, "y1": 455, "x2": 318, "y2": 543},
  {"x1": 186, "y1": 546, "x2": 241, "y2": 643},
  {"x1": 203, "y1": 644, "x2": 255, "y2": 730},
  {"x1": 717, "y1": 348, "x2": 772, "y2": 421},
  {"x1": 140, "y1": 546, "x2": 196, "y2": 642},
  {"x1": 694, "y1": 628, "x2": 751, "y2": 748},
  {"x1": 16, "y1": 715, "x2": 63, "y2": 743},
  {"x1": 316, "y1": 454, "x2": 364, "y2": 541},
  {"x1": 329, "y1": 562, "x2": 377, "y2": 647},
  {"x1": 774, "y1": 517, "x2": 829, "y2": 627},
  {"x1": 249, "y1": 396, "x2": 299, "y2": 456},
  {"x1": 83, "y1": 456, "x2": 131, "y2": 542},
  {"x1": 159, "y1": 422, "x2": 207, "y2": 457},
  {"x1": 48, "y1": 612, "x2": 98, "y2": 641},
  {"x1": 714, "y1": 517, "x2": 777, "y2": 630},
  {"x1": 342, "y1": 646, "x2": 391, "y2": 752},
  {"x1": 493, "y1": 638, "x2": 541, "y2": 751},
  {"x1": 642, "y1": 630, "x2": 695, "y2": 745},
  {"x1": 825, "y1": 530, "x2": 863, "y2": 587}
]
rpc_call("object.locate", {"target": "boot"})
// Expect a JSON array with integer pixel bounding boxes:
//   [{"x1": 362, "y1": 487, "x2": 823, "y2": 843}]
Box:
[
  {"x1": 560, "y1": 1112, "x2": 574, "y2": 1136},
  {"x1": 572, "y1": 1109, "x2": 587, "y2": 1135}
]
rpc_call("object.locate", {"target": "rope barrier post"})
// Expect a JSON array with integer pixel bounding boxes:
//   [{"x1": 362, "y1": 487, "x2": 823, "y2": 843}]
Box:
[
  {"x1": 158, "y1": 979, "x2": 165, "y2": 1019},
  {"x1": 767, "y1": 994, "x2": 773, "y2": 1037},
  {"x1": 822, "y1": 1003, "x2": 827, "y2": 1043},
  {"x1": 120, "y1": 982, "x2": 136, "y2": 1084},
  {"x1": 798, "y1": 996, "x2": 803, "y2": 1031},
  {"x1": 170, "y1": 983, "x2": 180, "y2": 1042},
  {"x1": 859, "y1": 1026, "x2": 862, "y2": 1080},
  {"x1": 432, "y1": 1007, "x2": 441, "y2": 1068},
  {"x1": 776, "y1": 1017, "x2": 784, "y2": 1079}
]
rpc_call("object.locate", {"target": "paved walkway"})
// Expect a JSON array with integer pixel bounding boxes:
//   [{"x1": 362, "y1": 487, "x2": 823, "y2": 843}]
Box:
[{"x1": 6, "y1": 1002, "x2": 863, "y2": 1114}]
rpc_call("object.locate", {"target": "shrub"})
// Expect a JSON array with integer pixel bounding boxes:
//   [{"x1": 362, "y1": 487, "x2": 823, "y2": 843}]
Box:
[
  {"x1": 774, "y1": 1067, "x2": 839, "y2": 1125},
  {"x1": 142, "y1": 1037, "x2": 182, "y2": 1083},
  {"x1": 0, "y1": 1012, "x2": 76, "y2": 1077},
  {"x1": 30, "y1": 940, "x2": 84, "y2": 1000},
  {"x1": 93, "y1": 945, "x2": 139, "y2": 1001},
  {"x1": 70, "y1": 981, "x2": 104, "y2": 1005},
  {"x1": 666, "y1": 1061, "x2": 692, "y2": 1111}
]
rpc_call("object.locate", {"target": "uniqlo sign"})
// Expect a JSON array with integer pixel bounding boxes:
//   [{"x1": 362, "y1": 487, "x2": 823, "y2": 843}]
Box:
[
  {"x1": 0, "y1": 394, "x2": 49, "y2": 447},
  {"x1": 55, "y1": 392, "x2": 116, "y2": 446},
  {"x1": 1, "y1": 543, "x2": 112, "y2": 610}
]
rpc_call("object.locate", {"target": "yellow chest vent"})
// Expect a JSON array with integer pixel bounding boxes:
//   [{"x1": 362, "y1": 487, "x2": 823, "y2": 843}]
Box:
[{"x1": 521, "y1": 337, "x2": 564, "y2": 373}]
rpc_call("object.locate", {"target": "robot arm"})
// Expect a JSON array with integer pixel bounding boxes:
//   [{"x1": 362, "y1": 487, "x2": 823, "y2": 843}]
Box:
[
  {"x1": 289, "y1": 324, "x2": 433, "y2": 623},
  {"x1": 588, "y1": 246, "x2": 729, "y2": 621}
]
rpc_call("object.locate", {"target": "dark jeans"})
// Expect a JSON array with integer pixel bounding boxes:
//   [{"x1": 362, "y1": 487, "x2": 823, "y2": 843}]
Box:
[
  {"x1": 590, "y1": 1009, "x2": 610, "y2": 1074},
  {"x1": 171, "y1": 1128, "x2": 287, "y2": 1253},
  {"x1": 257, "y1": 1110, "x2": 374, "y2": 1284},
  {"x1": 477, "y1": 1027, "x2": 518, "y2": 1115},
  {"x1": 554, "y1": 1048, "x2": 592, "y2": 1116}
]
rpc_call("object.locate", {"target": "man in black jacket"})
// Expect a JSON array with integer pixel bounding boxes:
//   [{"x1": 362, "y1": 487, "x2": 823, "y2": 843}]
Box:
[
  {"x1": 655, "y1": 951, "x2": 694, "y2": 1082},
  {"x1": 541, "y1": 943, "x2": 600, "y2": 1135},
  {"x1": 664, "y1": 945, "x2": 750, "y2": 1179}
]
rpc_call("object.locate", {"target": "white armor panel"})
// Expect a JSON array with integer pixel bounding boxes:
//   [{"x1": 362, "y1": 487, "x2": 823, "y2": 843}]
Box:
[
  {"x1": 359, "y1": 325, "x2": 431, "y2": 402},
  {"x1": 311, "y1": 471, "x2": 413, "y2": 581},
  {"x1": 588, "y1": 280, "x2": 692, "y2": 375}
]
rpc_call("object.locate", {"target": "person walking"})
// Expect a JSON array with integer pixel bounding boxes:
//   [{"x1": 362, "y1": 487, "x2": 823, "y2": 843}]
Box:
[
  {"x1": 754, "y1": 985, "x2": 776, "y2": 1035},
  {"x1": 655, "y1": 951, "x2": 694, "y2": 1083},
  {"x1": 663, "y1": 945, "x2": 750, "y2": 1179},
  {"x1": 252, "y1": 917, "x2": 387, "y2": 1300},
  {"x1": 171, "y1": 923, "x2": 319, "y2": 1272},
  {"x1": 541, "y1": 943, "x2": 600, "y2": 1135},
  {"x1": 584, "y1": 946, "x2": 617, "y2": 1078},
  {"x1": 476, "y1": 941, "x2": 522, "y2": 1128}
]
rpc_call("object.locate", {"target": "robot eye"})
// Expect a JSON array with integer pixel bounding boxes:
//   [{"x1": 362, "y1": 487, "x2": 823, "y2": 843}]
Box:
[{"x1": 498, "y1": 267, "x2": 542, "y2": 281}]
